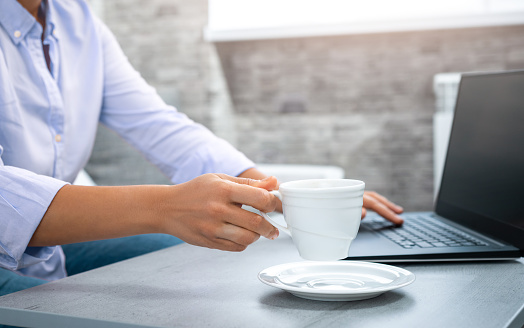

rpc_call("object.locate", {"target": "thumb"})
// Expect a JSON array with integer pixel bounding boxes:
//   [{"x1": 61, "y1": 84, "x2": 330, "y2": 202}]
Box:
[{"x1": 218, "y1": 174, "x2": 279, "y2": 191}]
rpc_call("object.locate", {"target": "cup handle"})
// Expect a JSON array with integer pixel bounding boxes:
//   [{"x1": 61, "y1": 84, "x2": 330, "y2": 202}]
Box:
[{"x1": 259, "y1": 191, "x2": 292, "y2": 236}]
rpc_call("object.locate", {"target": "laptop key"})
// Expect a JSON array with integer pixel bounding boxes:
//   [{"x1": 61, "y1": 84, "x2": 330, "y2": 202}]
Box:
[{"x1": 368, "y1": 214, "x2": 490, "y2": 249}]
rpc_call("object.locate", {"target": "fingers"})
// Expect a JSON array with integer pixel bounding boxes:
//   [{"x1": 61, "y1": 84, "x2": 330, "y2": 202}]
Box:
[
  {"x1": 219, "y1": 174, "x2": 279, "y2": 191},
  {"x1": 367, "y1": 191, "x2": 404, "y2": 214},
  {"x1": 199, "y1": 231, "x2": 252, "y2": 252},
  {"x1": 197, "y1": 206, "x2": 278, "y2": 252},
  {"x1": 363, "y1": 191, "x2": 404, "y2": 225},
  {"x1": 217, "y1": 175, "x2": 279, "y2": 214},
  {"x1": 226, "y1": 206, "x2": 279, "y2": 241},
  {"x1": 218, "y1": 222, "x2": 262, "y2": 248},
  {"x1": 212, "y1": 237, "x2": 249, "y2": 252},
  {"x1": 203, "y1": 174, "x2": 279, "y2": 244},
  {"x1": 214, "y1": 175, "x2": 279, "y2": 243}
]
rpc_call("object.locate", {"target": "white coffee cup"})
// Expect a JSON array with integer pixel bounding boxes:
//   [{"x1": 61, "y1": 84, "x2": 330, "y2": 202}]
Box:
[{"x1": 260, "y1": 179, "x2": 365, "y2": 261}]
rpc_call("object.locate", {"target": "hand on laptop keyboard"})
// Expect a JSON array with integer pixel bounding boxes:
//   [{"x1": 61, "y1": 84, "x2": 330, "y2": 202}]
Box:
[{"x1": 362, "y1": 191, "x2": 404, "y2": 225}]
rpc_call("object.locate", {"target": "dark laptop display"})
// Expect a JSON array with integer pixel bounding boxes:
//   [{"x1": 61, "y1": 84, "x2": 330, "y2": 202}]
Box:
[{"x1": 346, "y1": 70, "x2": 524, "y2": 262}]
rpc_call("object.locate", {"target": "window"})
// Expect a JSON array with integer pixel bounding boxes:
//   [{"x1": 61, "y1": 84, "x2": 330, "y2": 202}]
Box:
[{"x1": 205, "y1": 0, "x2": 524, "y2": 41}]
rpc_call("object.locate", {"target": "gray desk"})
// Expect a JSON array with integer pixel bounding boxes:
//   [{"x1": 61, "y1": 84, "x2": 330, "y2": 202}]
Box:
[{"x1": 1, "y1": 234, "x2": 523, "y2": 328}]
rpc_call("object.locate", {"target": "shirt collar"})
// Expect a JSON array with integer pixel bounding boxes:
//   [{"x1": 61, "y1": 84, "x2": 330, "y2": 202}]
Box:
[
  {"x1": 44, "y1": 0, "x2": 60, "y2": 41},
  {"x1": 0, "y1": 0, "x2": 59, "y2": 45},
  {"x1": 0, "y1": 0, "x2": 36, "y2": 45}
]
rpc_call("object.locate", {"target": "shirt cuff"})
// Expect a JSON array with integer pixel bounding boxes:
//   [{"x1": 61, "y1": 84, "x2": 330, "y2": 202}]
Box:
[{"x1": 0, "y1": 165, "x2": 68, "y2": 270}]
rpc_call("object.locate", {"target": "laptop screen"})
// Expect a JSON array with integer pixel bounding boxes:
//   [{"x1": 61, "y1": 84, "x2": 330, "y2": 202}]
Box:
[{"x1": 436, "y1": 70, "x2": 524, "y2": 247}]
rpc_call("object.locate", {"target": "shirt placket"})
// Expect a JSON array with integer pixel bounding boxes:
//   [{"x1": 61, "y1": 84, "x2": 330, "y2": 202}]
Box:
[{"x1": 27, "y1": 26, "x2": 65, "y2": 180}]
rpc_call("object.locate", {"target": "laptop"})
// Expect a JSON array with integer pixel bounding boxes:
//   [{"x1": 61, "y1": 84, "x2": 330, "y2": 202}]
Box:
[{"x1": 345, "y1": 70, "x2": 524, "y2": 262}]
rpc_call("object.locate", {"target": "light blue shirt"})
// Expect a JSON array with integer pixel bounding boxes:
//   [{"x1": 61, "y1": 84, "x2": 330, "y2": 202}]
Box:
[{"x1": 0, "y1": 0, "x2": 254, "y2": 281}]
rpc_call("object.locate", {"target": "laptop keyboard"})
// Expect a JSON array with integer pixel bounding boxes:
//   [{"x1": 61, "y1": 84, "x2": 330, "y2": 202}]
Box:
[{"x1": 365, "y1": 214, "x2": 489, "y2": 249}]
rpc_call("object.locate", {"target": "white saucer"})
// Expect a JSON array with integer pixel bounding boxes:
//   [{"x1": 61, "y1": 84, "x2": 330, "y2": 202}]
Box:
[{"x1": 258, "y1": 261, "x2": 415, "y2": 301}]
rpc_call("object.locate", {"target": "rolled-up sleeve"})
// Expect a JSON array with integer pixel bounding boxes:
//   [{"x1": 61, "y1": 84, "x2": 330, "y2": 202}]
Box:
[
  {"x1": 95, "y1": 18, "x2": 254, "y2": 184},
  {"x1": 0, "y1": 152, "x2": 68, "y2": 271}
]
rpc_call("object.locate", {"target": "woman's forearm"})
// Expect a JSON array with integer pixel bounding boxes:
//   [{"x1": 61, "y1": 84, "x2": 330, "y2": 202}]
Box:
[
  {"x1": 29, "y1": 174, "x2": 280, "y2": 250},
  {"x1": 29, "y1": 184, "x2": 167, "y2": 246}
]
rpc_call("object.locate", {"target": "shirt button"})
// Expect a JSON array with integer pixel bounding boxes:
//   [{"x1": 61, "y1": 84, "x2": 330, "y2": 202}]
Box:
[
  {"x1": 55, "y1": 134, "x2": 62, "y2": 142},
  {"x1": 53, "y1": 29, "x2": 58, "y2": 36},
  {"x1": 14, "y1": 30, "x2": 21, "y2": 38}
]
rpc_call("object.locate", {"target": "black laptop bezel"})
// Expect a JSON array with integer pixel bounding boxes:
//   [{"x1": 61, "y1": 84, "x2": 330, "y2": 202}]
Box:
[{"x1": 434, "y1": 70, "x2": 524, "y2": 256}]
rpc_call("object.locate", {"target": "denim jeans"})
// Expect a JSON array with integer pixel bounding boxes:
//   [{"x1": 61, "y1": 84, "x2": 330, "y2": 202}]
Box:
[{"x1": 0, "y1": 234, "x2": 184, "y2": 297}]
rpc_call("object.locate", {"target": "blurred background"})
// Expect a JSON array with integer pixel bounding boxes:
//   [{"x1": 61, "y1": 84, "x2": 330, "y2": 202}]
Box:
[{"x1": 84, "y1": 0, "x2": 524, "y2": 211}]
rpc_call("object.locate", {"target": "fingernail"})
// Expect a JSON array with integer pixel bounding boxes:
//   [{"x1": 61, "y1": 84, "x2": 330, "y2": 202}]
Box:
[
  {"x1": 270, "y1": 228, "x2": 279, "y2": 240},
  {"x1": 395, "y1": 216, "x2": 404, "y2": 225}
]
